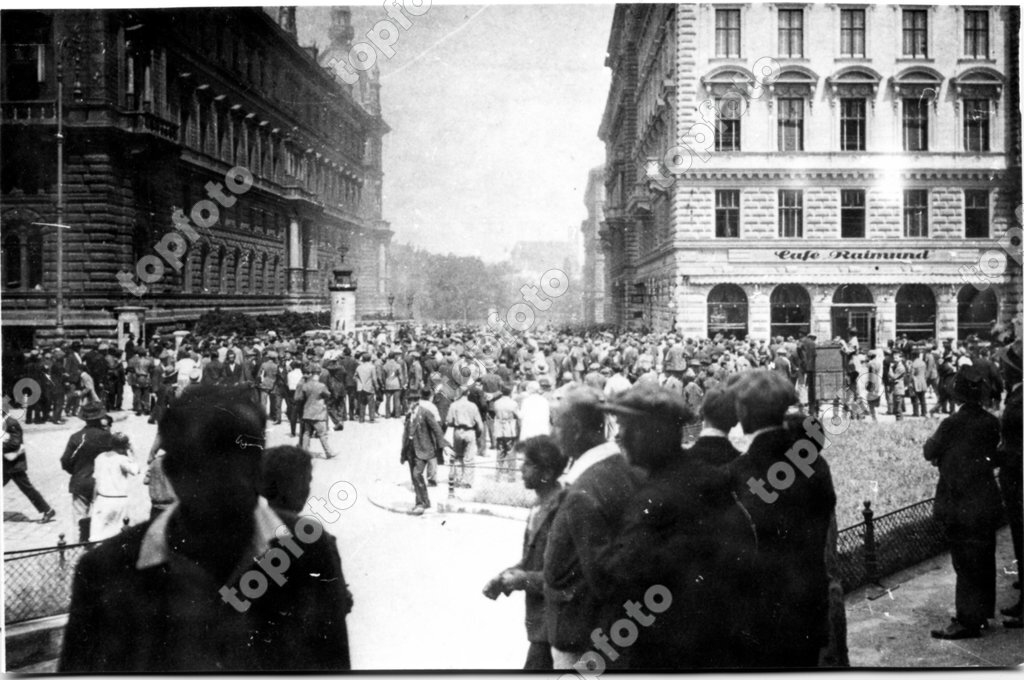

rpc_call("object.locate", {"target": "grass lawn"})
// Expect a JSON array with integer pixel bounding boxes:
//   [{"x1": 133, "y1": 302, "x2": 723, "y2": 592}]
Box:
[{"x1": 819, "y1": 418, "x2": 941, "y2": 529}]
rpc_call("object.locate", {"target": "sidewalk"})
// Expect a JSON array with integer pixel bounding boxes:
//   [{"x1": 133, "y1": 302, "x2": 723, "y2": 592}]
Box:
[{"x1": 846, "y1": 526, "x2": 1022, "y2": 667}]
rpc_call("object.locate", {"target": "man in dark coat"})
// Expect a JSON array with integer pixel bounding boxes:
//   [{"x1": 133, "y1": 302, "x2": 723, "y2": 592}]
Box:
[
  {"x1": 797, "y1": 333, "x2": 817, "y2": 412},
  {"x1": 596, "y1": 384, "x2": 757, "y2": 669},
  {"x1": 996, "y1": 341, "x2": 1022, "y2": 627},
  {"x1": 543, "y1": 387, "x2": 642, "y2": 670},
  {"x1": 687, "y1": 385, "x2": 741, "y2": 466},
  {"x1": 728, "y1": 370, "x2": 836, "y2": 667},
  {"x1": 925, "y1": 365, "x2": 1004, "y2": 639},
  {"x1": 60, "y1": 385, "x2": 352, "y2": 672},
  {"x1": 400, "y1": 388, "x2": 450, "y2": 514},
  {"x1": 60, "y1": 401, "x2": 115, "y2": 542},
  {"x1": 3, "y1": 403, "x2": 55, "y2": 522}
]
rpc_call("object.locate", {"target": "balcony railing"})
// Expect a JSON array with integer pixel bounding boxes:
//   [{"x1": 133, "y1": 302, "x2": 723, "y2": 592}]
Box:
[
  {"x1": 1, "y1": 100, "x2": 56, "y2": 123},
  {"x1": 123, "y1": 110, "x2": 179, "y2": 142}
]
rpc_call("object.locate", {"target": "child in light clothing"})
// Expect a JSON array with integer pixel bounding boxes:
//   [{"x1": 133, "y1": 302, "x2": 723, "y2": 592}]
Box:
[{"x1": 90, "y1": 432, "x2": 139, "y2": 541}]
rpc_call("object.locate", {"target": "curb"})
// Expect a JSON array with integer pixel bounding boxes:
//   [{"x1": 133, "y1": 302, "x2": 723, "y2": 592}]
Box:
[{"x1": 366, "y1": 481, "x2": 528, "y2": 522}]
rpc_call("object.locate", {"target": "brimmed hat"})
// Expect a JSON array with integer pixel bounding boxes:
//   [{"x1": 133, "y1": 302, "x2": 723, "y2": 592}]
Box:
[
  {"x1": 953, "y1": 364, "x2": 986, "y2": 402},
  {"x1": 78, "y1": 402, "x2": 108, "y2": 422},
  {"x1": 599, "y1": 383, "x2": 692, "y2": 426}
]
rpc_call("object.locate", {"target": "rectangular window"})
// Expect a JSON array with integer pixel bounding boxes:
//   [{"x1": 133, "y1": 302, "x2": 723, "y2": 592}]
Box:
[
  {"x1": 903, "y1": 189, "x2": 929, "y2": 237},
  {"x1": 903, "y1": 99, "x2": 928, "y2": 151},
  {"x1": 840, "y1": 9, "x2": 866, "y2": 58},
  {"x1": 716, "y1": 9, "x2": 741, "y2": 58},
  {"x1": 963, "y1": 99, "x2": 990, "y2": 152},
  {"x1": 715, "y1": 97, "x2": 741, "y2": 151},
  {"x1": 778, "y1": 98, "x2": 804, "y2": 151},
  {"x1": 841, "y1": 189, "x2": 866, "y2": 238},
  {"x1": 778, "y1": 9, "x2": 803, "y2": 58},
  {"x1": 716, "y1": 190, "x2": 741, "y2": 238},
  {"x1": 964, "y1": 190, "x2": 989, "y2": 238},
  {"x1": 902, "y1": 9, "x2": 928, "y2": 58},
  {"x1": 778, "y1": 190, "x2": 803, "y2": 238},
  {"x1": 964, "y1": 10, "x2": 989, "y2": 58},
  {"x1": 840, "y1": 99, "x2": 866, "y2": 151}
]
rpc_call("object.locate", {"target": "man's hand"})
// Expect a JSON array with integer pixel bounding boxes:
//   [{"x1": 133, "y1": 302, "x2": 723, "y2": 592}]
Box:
[
  {"x1": 482, "y1": 576, "x2": 504, "y2": 600},
  {"x1": 501, "y1": 568, "x2": 528, "y2": 592}
]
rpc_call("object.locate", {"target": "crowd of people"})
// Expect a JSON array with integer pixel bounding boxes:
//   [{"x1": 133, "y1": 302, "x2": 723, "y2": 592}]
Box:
[{"x1": 2, "y1": 319, "x2": 1021, "y2": 670}]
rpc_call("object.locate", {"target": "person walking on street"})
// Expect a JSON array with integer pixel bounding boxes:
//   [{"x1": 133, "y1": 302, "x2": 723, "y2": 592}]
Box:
[
  {"x1": 890, "y1": 351, "x2": 907, "y2": 420},
  {"x1": 484, "y1": 435, "x2": 567, "y2": 670},
  {"x1": 296, "y1": 366, "x2": 336, "y2": 459},
  {"x1": 355, "y1": 353, "x2": 379, "y2": 423},
  {"x1": 3, "y1": 401, "x2": 56, "y2": 523},
  {"x1": 926, "y1": 365, "x2": 1005, "y2": 640},
  {"x1": 90, "y1": 432, "x2": 140, "y2": 541},
  {"x1": 446, "y1": 389, "x2": 483, "y2": 489},
  {"x1": 60, "y1": 402, "x2": 115, "y2": 542},
  {"x1": 491, "y1": 384, "x2": 521, "y2": 482},
  {"x1": 400, "y1": 388, "x2": 451, "y2": 514}
]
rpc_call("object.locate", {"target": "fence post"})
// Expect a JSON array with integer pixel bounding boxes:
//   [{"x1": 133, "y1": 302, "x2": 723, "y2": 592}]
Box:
[
  {"x1": 57, "y1": 533, "x2": 67, "y2": 568},
  {"x1": 863, "y1": 500, "x2": 878, "y2": 584}
]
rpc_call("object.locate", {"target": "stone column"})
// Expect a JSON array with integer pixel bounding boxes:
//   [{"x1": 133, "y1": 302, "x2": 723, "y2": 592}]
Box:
[
  {"x1": 748, "y1": 285, "x2": 770, "y2": 340},
  {"x1": 875, "y1": 285, "x2": 898, "y2": 348},
  {"x1": 329, "y1": 269, "x2": 357, "y2": 332},
  {"x1": 287, "y1": 218, "x2": 303, "y2": 293},
  {"x1": 810, "y1": 285, "x2": 834, "y2": 340},
  {"x1": 935, "y1": 284, "x2": 958, "y2": 340}
]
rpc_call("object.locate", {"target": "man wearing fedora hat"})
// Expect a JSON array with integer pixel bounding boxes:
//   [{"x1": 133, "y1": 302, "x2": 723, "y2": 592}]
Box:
[
  {"x1": 925, "y1": 364, "x2": 1004, "y2": 639},
  {"x1": 61, "y1": 401, "x2": 115, "y2": 542}
]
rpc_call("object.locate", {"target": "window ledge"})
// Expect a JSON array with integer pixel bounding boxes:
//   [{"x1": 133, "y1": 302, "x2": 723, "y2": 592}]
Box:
[
  {"x1": 708, "y1": 57, "x2": 745, "y2": 63},
  {"x1": 835, "y1": 57, "x2": 871, "y2": 63},
  {"x1": 956, "y1": 57, "x2": 996, "y2": 64},
  {"x1": 895, "y1": 57, "x2": 935, "y2": 64}
]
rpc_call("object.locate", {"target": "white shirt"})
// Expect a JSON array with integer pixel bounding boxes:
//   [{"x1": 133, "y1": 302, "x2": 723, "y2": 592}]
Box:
[
  {"x1": 603, "y1": 373, "x2": 631, "y2": 398},
  {"x1": 287, "y1": 367, "x2": 303, "y2": 391},
  {"x1": 563, "y1": 441, "x2": 620, "y2": 485},
  {"x1": 93, "y1": 451, "x2": 139, "y2": 497},
  {"x1": 518, "y1": 393, "x2": 551, "y2": 439}
]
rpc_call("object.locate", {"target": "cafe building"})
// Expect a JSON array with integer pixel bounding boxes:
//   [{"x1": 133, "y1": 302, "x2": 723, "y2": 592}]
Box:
[{"x1": 599, "y1": 3, "x2": 1021, "y2": 345}]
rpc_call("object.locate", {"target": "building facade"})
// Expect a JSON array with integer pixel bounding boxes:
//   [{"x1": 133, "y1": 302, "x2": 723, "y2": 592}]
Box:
[
  {"x1": 600, "y1": 4, "x2": 1021, "y2": 345},
  {"x1": 581, "y1": 165, "x2": 607, "y2": 324},
  {"x1": 1, "y1": 7, "x2": 391, "y2": 347}
]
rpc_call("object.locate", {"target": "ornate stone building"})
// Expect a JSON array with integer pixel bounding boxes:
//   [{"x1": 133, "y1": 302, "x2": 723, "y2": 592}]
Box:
[
  {"x1": 1, "y1": 7, "x2": 391, "y2": 347},
  {"x1": 600, "y1": 4, "x2": 1021, "y2": 344}
]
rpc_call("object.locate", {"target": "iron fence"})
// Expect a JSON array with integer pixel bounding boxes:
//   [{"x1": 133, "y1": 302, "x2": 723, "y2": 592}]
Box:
[
  {"x1": 4, "y1": 536, "x2": 92, "y2": 625},
  {"x1": 834, "y1": 498, "x2": 949, "y2": 593}
]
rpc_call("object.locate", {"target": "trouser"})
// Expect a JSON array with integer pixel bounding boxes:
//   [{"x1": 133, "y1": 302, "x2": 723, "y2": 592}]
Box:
[
  {"x1": 805, "y1": 371, "x2": 817, "y2": 413},
  {"x1": 286, "y1": 396, "x2": 301, "y2": 435},
  {"x1": 65, "y1": 389, "x2": 80, "y2": 418},
  {"x1": 327, "y1": 396, "x2": 346, "y2": 428},
  {"x1": 49, "y1": 391, "x2": 65, "y2": 422},
  {"x1": 409, "y1": 458, "x2": 430, "y2": 507},
  {"x1": 884, "y1": 385, "x2": 894, "y2": 414},
  {"x1": 912, "y1": 390, "x2": 926, "y2": 416},
  {"x1": 346, "y1": 386, "x2": 359, "y2": 419},
  {"x1": 26, "y1": 395, "x2": 48, "y2": 424},
  {"x1": 1000, "y1": 460, "x2": 1023, "y2": 604},
  {"x1": 892, "y1": 393, "x2": 904, "y2": 419},
  {"x1": 384, "y1": 389, "x2": 400, "y2": 417},
  {"x1": 261, "y1": 390, "x2": 282, "y2": 422},
  {"x1": 524, "y1": 641, "x2": 553, "y2": 671},
  {"x1": 133, "y1": 384, "x2": 151, "y2": 414},
  {"x1": 496, "y1": 437, "x2": 517, "y2": 481},
  {"x1": 946, "y1": 526, "x2": 997, "y2": 629},
  {"x1": 91, "y1": 495, "x2": 129, "y2": 541},
  {"x1": 426, "y1": 457, "x2": 438, "y2": 484},
  {"x1": 3, "y1": 470, "x2": 52, "y2": 513},
  {"x1": 300, "y1": 419, "x2": 335, "y2": 458},
  {"x1": 72, "y1": 493, "x2": 91, "y2": 542},
  {"x1": 358, "y1": 391, "x2": 377, "y2": 422},
  {"x1": 450, "y1": 429, "x2": 477, "y2": 487}
]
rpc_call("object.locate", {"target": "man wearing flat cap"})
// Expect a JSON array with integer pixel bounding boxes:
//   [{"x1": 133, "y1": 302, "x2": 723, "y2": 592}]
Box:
[
  {"x1": 925, "y1": 364, "x2": 1004, "y2": 640},
  {"x1": 61, "y1": 402, "x2": 115, "y2": 542},
  {"x1": 597, "y1": 384, "x2": 757, "y2": 669}
]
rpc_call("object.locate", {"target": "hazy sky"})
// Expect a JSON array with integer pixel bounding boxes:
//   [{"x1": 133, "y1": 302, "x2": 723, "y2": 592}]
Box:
[{"x1": 299, "y1": 4, "x2": 612, "y2": 262}]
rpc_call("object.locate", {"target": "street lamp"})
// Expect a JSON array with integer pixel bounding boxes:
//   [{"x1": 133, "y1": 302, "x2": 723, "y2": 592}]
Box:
[{"x1": 387, "y1": 293, "x2": 395, "y2": 320}]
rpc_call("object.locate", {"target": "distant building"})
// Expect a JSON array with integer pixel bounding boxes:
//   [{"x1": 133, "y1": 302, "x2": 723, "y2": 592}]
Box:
[
  {"x1": 600, "y1": 4, "x2": 1021, "y2": 342},
  {"x1": 509, "y1": 240, "x2": 579, "y2": 282},
  {"x1": 1, "y1": 6, "x2": 391, "y2": 348},
  {"x1": 581, "y1": 166, "x2": 607, "y2": 324}
]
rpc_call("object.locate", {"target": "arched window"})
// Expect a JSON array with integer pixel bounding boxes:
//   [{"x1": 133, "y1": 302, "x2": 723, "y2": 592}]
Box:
[
  {"x1": 707, "y1": 284, "x2": 748, "y2": 339},
  {"x1": 833, "y1": 284, "x2": 873, "y2": 304},
  {"x1": 247, "y1": 250, "x2": 257, "y2": 292},
  {"x1": 26, "y1": 229, "x2": 43, "y2": 289},
  {"x1": 3, "y1": 234, "x2": 22, "y2": 289},
  {"x1": 770, "y1": 284, "x2": 811, "y2": 338},
  {"x1": 183, "y1": 248, "x2": 194, "y2": 293},
  {"x1": 257, "y1": 252, "x2": 267, "y2": 294},
  {"x1": 200, "y1": 244, "x2": 211, "y2": 293},
  {"x1": 895, "y1": 284, "x2": 936, "y2": 340},
  {"x1": 957, "y1": 285, "x2": 998, "y2": 341},
  {"x1": 832, "y1": 284, "x2": 875, "y2": 345}
]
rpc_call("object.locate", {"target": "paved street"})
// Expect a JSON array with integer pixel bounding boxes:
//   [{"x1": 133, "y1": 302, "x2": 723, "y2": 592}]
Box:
[{"x1": 3, "y1": 409, "x2": 528, "y2": 670}]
